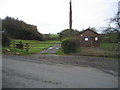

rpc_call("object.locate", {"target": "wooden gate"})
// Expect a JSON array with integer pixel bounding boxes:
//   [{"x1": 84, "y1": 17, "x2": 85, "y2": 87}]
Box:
[{"x1": 10, "y1": 41, "x2": 29, "y2": 52}]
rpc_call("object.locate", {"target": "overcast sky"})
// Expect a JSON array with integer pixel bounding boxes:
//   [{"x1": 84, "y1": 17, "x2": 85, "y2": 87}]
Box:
[{"x1": 0, "y1": 0, "x2": 119, "y2": 34}]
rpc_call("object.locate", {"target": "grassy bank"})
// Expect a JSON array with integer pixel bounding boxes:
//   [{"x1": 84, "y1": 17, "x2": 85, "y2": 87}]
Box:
[
  {"x1": 3, "y1": 40, "x2": 60, "y2": 55},
  {"x1": 56, "y1": 43, "x2": 118, "y2": 57}
]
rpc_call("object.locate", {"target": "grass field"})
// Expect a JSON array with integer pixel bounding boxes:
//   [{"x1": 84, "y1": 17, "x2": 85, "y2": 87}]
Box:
[
  {"x1": 49, "y1": 34, "x2": 59, "y2": 38},
  {"x1": 100, "y1": 43, "x2": 118, "y2": 51},
  {"x1": 3, "y1": 40, "x2": 60, "y2": 55}
]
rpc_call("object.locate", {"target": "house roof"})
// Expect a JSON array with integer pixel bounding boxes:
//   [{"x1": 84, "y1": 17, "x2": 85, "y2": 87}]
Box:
[{"x1": 79, "y1": 28, "x2": 99, "y2": 35}]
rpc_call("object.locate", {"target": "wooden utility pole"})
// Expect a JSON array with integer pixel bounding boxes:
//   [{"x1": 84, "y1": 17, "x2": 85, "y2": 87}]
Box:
[{"x1": 69, "y1": 0, "x2": 72, "y2": 30}]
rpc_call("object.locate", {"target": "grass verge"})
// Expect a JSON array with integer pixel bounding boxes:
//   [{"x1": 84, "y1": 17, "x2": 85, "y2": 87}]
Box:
[
  {"x1": 2, "y1": 47, "x2": 29, "y2": 55},
  {"x1": 56, "y1": 48, "x2": 64, "y2": 55},
  {"x1": 75, "y1": 47, "x2": 118, "y2": 57},
  {"x1": 56, "y1": 43, "x2": 118, "y2": 57}
]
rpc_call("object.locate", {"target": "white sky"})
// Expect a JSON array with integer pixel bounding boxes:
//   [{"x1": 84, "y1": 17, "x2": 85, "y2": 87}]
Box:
[{"x1": 0, "y1": 0, "x2": 119, "y2": 34}]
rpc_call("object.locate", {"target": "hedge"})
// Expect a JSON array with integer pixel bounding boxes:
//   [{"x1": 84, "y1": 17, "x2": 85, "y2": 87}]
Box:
[{"x1": 61, "y1": 37, "x2": 77, "y2": 53}]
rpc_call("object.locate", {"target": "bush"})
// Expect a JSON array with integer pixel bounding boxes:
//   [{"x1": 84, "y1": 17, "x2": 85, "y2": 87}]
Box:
[
  {"x1": 61, "y1": 37, "x2": 77, "y2": 53},
  {"x1": 59, "y1": 29, "x2": 80, "y2": 40},
  {"x1": 2, "y1": 33, "x2": 10, "y2": 47}
]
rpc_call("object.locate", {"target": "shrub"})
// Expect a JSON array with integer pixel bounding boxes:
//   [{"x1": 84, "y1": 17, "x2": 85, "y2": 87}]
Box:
[
  {"x1": 2, "y1": 33, "x2": 10, "y2": 47},
  {"x1": 59, "y1": 29, "x2": 80, "y2": 40},
  {"x1": 61, "y1": 37, "x2": 77, "y2": 53}
]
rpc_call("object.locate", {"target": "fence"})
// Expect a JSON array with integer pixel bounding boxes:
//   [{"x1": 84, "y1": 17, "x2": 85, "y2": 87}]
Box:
[
  {"x1": 10, "y1": 41, "x2": 61, "y2": 53},
  {"x1": 10, "y1": 41, "x2": 29, "y2": 52}
]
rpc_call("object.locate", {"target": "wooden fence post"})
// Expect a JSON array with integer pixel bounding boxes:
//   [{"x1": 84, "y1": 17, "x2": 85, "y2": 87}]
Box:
[
  {"x1": 26, "y1": 43, "x2": 29, "y2": 52},
  {"x1": 13, "y1": 41, "x2": 16, "y2": 48}
]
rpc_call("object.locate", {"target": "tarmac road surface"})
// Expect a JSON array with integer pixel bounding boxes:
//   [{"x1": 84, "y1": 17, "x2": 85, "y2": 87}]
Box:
[{"x1": 2, "y1": 55, "x2": 118, "y2": 88}]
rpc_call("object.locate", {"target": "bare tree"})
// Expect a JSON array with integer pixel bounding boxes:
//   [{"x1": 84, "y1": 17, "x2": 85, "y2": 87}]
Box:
[
  {"x1": 109, "y1": 12, "x2": 120, "y2": 31},
  {"x1": 104, "y1": 12, "x2": 120, "y2": 42}
]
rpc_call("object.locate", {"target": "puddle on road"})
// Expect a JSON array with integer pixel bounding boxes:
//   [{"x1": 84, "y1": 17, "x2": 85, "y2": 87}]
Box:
[{"x1": 48, "y1": 47, "x2": 53, "y2": 49}]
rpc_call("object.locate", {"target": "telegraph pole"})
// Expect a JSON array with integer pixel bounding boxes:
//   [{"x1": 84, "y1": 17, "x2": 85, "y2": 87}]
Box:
[{"x1": 69, "y1": 0, "x2": 72, "y2": 30}]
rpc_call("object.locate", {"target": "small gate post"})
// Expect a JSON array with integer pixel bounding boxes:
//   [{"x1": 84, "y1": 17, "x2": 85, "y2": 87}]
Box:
[
  {"x1": 13, "y1": 41, "x2": 16, "y2": 48},
  {"x1": 26, "y1": 43, "x2": 29, "y2": 52}
]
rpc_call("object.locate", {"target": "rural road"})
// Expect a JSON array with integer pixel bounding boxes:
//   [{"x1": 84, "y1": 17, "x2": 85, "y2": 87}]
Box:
[{"x1": 2, "y1": 55, "x2": 118, "y2": 88}]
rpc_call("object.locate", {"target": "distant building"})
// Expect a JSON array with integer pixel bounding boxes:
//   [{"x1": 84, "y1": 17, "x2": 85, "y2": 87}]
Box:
[{"x1": 76, "y1": 28, "x2": 100, "y2": 47}]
